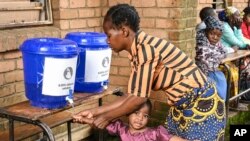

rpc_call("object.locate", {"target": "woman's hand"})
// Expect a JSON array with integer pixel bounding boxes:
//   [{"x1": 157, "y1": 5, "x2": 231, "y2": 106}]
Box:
[
  {"x1": 246, "y1": 44, "x2": 250, "y2": 50},
  {"x1": 92, "y1": 113, "x2": 112, "y2": 129},
  {"x1": 232, "y1": 46, "x2": 239, "y2": 52},
  {"x1": 234, "y1": 18, "x2": 242, "y2": 29}
]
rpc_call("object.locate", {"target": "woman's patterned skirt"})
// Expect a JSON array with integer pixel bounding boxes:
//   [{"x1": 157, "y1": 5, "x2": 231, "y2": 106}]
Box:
[{"x1": 165, "y1": 80, "x2": 226, "y2": 141}]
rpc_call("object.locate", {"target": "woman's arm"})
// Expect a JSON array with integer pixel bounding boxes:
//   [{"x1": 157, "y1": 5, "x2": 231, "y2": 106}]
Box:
[
  {"x1": 93, "y1": 95, "x2": 147, "y2": 129},
  {"x1": 92, "y1": 94, "x2": 129, "y2": 116},
  {"x1": 222, "y1": 23, "x2": 247, "y2": 48},
  {"x1": 73, "y1": 94, "x2": 129, "y2": 121}
]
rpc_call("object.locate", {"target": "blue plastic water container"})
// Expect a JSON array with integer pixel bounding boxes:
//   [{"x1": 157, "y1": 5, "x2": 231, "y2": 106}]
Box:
[
  {"x1": 20, "y1": 38, "x2": 78, "y2": 109},
  {"x1": 65, "y1": 32, "x2": 111, "y2": 93}
]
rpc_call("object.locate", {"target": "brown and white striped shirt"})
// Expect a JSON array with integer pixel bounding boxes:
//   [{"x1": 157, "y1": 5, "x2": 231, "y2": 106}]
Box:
[{"x1": 127, "y1": 31, "x2": 207, "y2": 98}]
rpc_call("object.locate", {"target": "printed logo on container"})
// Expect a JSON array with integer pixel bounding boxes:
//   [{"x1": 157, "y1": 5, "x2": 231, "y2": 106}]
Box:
[
  {"x1": 102, "y1": 57, "x2": 110, "y2": 68},
  {"x1": 42, "y1": 57, "x2": 77, "y2": 96},
  {"x1": 64, "y1": 67, "x2": 73, "y2": 80},
  {"x1": 85, "y1": 49, "x2": 111, "y2": 82}
]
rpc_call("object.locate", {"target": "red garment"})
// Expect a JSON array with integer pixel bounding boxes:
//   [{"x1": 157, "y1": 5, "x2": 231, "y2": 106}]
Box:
[{"x1": 241, "y1": 21, "x2": 250, "y2": 39}]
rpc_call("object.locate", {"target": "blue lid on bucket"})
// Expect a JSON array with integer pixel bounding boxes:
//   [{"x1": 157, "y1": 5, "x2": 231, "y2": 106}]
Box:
[
  {"x1": 65, "y1": 32, "x2": 108, "y2": 48},
  {"x1": 20, "y1": 38, "x2": 78, "y2": 55}
]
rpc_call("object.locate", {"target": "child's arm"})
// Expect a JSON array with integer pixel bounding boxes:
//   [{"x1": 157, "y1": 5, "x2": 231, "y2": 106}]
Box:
[{"x1": 106, "y1": 119, "x2": 124, "y2": 135}]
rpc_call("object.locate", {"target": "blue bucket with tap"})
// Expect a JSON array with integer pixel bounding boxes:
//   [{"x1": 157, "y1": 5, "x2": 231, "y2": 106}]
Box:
[
  {"x1": 20, "y1": 38, "x2": 78, "y2": 109},
  {"x1": 65, "y1": 32, "x2": 111, "y2": 93}
]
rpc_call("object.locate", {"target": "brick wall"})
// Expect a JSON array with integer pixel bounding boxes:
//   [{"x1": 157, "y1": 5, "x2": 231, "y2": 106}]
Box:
[
  {"x1": 228, "y1": 0, "x2": 249, "y2": 11},
  {"x1": 0, "y1": 0, "x2": 250, "y2": 140},
  {"x1": 52, "y1": 0, "x2": 103, "y2": 38},
  {"x1": 197, "y1": 0, "x2": 213, "y2": 23}
]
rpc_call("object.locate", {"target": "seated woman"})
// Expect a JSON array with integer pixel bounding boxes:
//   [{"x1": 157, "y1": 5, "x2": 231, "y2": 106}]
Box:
[
  {"x1": 219, "y1": 6, "x2": 248, "y2": 53},
  {"x1": 195, "y1": 16, "x2": 227, "y2": 100}
]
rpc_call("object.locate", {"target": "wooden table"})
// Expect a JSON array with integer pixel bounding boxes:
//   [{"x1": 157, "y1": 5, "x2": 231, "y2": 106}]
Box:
[
  {"x1": 221, "y1": 50, "x2": 250, "y2": 63},
  {"x1": 0, "y1": 87, "x2": 121, "y2": 141},
  {"x1": 220, "y1": 50, "x2": 250, "y2": 116}
]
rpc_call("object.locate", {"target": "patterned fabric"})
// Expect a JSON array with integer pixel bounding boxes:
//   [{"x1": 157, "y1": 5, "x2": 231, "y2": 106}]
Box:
[
  {"x1": 127, "y1": 31, "x2": 207, "y2": 99},
  {"x1": 219, "y1": 7, "x2": 241, "y2": 22},
  {"x1": 165, "y1": 81, "x2": 226, "y2": 141},
  {"x1": 219, "y1": 62, "x2": 239, "y2": 101},
  {"x1": 106, "y1": 120, "x2": 173, "y2": 141},
  {"x1": 226, "y1": 6, "x2": 239, "y2": 16},
  {"x1": 195, "y1": 30, "x2": 226, "y2": 75},
  {"x1": 127, "y1": 31, "x2": 225, "y2": 140},
  {"x1": 196, "y1": 21, "x2": 206, "y2": 32},
  {"x1": 204, "y1": 16, "x2": 223, "y2": 32}
]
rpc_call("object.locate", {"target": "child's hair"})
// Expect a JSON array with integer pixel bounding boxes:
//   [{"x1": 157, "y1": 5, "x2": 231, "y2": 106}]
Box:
[
  {"x1": 126, "y1": 99, "x2": 152, "y2": 116},
  {"x1": 104, "y1": 4, "x2": 140, "y2": 32},
  {"x1": 199, "y1": 7, "x2": 216, "y2": 21},
  {"x1": 137, "y1": 99, "x2": 152, "y2": 114}
]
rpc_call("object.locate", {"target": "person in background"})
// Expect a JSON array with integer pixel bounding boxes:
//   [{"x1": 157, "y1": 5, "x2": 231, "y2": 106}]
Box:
[
  {"x1": 219, "y1": 7, "x2": 250, "y2": 111},
  {"x1": 241, "y1": 7, "x2": 250, "y2": 44},
  {"x1": 238, "y1": 7, "x2": 250, "y2": 103},
  {"x1": 196, "y1": 7, "x2": 217, "y2": 32},
  {"x1": 219, "y1": 6, "x2": 249, "y2": 53},
  {"x1": 73, "y1": 4, "x2": 225, "y2": 141},
  {"x1": 195, "y1": 16, "x2": 227, "y2": 100}
]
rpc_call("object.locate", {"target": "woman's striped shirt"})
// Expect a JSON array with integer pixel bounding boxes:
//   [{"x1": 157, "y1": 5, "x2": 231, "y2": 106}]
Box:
[{"x1": 127, "y1": 31, "x2": 207, "y2": 98}]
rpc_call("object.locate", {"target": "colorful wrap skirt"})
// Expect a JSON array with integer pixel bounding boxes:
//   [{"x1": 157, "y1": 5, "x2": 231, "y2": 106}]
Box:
[{"x1": 165, "y1": 80, "x2": 226, "y2": 141}]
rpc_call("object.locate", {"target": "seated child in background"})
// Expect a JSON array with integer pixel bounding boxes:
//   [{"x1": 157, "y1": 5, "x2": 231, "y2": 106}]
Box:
[
  {"x1": 195, "y1": 16, "x2": 227, "y2": 100},
  {"x1": 106, "y1": 99, "x2": 187, "y2": 141},
  {"x1": 196, "y1": 7, "x2": 217, "y2": 32}
]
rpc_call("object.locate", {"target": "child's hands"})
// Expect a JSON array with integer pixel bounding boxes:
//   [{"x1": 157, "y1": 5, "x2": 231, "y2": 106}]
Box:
[{"x1": 72, "y1": 110, "x2": 94, "y2": 124}]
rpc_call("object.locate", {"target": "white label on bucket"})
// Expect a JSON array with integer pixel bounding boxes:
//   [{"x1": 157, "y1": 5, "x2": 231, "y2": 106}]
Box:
[
  {"x1": 42, "y1": 57, "x2": 77, "y2": 96},
  {"x1": 84, "y1": 49, "x2": 111, "y2": 82}
]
